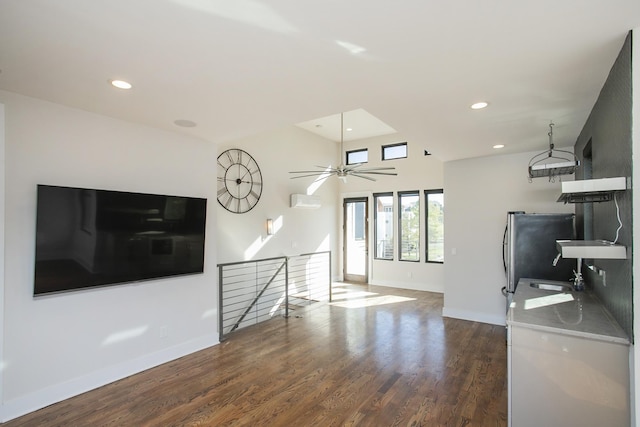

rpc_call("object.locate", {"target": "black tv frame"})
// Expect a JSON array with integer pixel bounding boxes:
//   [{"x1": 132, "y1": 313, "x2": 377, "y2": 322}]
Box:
[{"x1": 33, "y1": 184, "x2": 207, "y2": 296}]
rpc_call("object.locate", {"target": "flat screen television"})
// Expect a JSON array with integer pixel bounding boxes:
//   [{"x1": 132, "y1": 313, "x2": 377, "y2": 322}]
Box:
[{"x1": 34, "y1": 185, "x2": 207, "y2": 296}]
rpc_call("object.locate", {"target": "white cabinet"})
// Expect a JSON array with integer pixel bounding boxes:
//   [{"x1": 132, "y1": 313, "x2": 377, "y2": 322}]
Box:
[{"x1": 508, "y1": 325, "x2": 630, "y2": 427}]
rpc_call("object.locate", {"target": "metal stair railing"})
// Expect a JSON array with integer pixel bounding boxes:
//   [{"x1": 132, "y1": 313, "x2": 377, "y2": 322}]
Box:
[
  {"x1": 228, "y1": 257, "x2": 288, "y2": 333},
  {"x1": 218, "y1": 251, "x2": 331, "y2": 340}
]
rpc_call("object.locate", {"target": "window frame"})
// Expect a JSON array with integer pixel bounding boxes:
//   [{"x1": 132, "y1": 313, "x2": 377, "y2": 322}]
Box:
[
  {"x1": 382, "y1": 142, "x2": 408, "y2": 161},
  {"x1": 424, "y1": 189, "x2": 444, "y2": 264},
  {"x1": 373, "y1": 192, "x2": 394, "y2": 260},
  {"x1": 398, "y1": 190, "x2": 420, "y2": 262},
  {"x1": 346, "y1": 148, "x2": 368, "y2": 165}
]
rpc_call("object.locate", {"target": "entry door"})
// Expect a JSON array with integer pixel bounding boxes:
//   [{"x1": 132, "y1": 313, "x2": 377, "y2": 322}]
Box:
[{"x1": 343, "y1": 198, "x2": 368, "y2": 283}]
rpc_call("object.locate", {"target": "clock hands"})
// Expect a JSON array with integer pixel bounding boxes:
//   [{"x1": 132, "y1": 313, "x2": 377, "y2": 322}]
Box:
[{"x1": 217, "y1": 177, "x2": 253, "y2": 185}]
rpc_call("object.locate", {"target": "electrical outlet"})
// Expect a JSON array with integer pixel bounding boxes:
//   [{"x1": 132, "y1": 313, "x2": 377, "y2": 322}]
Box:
[
  {"x1": 159, "y1": 326, "x2": 168, "y2": 338},
  {"x1": 588, "y1": 264, "x2": 607, "y2": 287},
  {"x1": 599, "y1": 269, "x2": 606, "y2": 287}
]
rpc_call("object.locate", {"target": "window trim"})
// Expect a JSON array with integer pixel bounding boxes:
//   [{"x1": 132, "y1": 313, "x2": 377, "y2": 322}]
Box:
[
  {"x1": 398, "y1": 190, "x2": 420, "y2": 262},
  {"x1": 373, "y1": 192, "x2": 394, "y2": 260},
  {"x1": 346, "y1": 148, "x2": 368, "y2": 165},
  {"x1": 424, "y1": 189, "x2": 444, "y2": 264},
  {"x1": 382, "y1": 142, "x2": 408, "y2": 161}
]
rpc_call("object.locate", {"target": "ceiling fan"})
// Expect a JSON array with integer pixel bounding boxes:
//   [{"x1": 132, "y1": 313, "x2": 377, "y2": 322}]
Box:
[{"x1": 289, "y1": 112, "x2": 397, "y2": 182}]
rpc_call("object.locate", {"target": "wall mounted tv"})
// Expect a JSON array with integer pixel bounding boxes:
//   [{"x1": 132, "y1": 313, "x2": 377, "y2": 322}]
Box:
[{"x1": 34, "y1": 185, "x2": 207, "y2": 296}]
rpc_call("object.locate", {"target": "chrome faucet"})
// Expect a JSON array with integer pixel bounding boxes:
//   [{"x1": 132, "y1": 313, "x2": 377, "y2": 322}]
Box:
[{"x1": 573, "y1": 257, "x2": 585, "y2": 291}]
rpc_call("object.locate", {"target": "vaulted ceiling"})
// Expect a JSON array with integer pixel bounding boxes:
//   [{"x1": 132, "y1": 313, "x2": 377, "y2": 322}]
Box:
[{"x1": 0, "y1": 1, "x2": 638, "y2": 161}]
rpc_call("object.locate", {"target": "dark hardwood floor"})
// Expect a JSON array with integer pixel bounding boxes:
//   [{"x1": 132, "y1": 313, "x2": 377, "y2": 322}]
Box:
[{"x1": 2, "y1": 283, "x2": 507, "y2": 426}]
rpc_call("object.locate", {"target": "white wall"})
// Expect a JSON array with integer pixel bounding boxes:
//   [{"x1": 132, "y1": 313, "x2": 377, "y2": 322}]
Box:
[
  {"x1": 0, "y1": 91, "x2": 219, "y2": 421},
  {"x1": 340, "y1": 135, "x2": 445, "y2": 292},
  {"x1": 631, "y1": 26, "x2": 639, "y2": 427},
  {"x1": 215, "y1": 126, "x2": 340, "y2": 271},
  {"x1": 0, "y1": 102, "x2": 5, "y2": 412},
  {"x1": 443, "y1": 149, "x2": 574, "y2": 325}
]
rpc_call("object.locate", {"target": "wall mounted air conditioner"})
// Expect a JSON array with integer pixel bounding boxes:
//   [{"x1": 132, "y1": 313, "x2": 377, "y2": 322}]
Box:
[{"x1": 290, "y1": 194, "x2": 321, "y2": 209}]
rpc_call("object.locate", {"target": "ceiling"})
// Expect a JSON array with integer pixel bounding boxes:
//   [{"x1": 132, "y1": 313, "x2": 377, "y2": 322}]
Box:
[
  {"x1": 295, "y1": 109, "x2": 397, "y2": 143},
  {"x1": 0, "y1": 1, "x2": 638, "y2": 161}
]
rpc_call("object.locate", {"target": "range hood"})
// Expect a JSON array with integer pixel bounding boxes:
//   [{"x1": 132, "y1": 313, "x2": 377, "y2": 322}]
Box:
[
  {"x1": 556, "y1": 239, "x2": 627, "y2": 259},
  {"x1": 557, "y1": 177, "x2": 627, "y2": 203}
]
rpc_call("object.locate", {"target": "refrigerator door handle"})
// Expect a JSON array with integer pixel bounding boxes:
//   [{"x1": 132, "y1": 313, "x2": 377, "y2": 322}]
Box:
[
  {"x1": 502, "y1": 286, "x2": 515, "y2": 296},
  {"x1": 502, "y1": 225, "x2": 508, "y2": 273}
]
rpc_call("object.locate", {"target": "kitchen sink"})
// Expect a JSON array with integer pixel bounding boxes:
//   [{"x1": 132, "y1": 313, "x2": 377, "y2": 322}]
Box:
[{"x1": 529, "y1": 282, "x2": 573, "y2": 292}]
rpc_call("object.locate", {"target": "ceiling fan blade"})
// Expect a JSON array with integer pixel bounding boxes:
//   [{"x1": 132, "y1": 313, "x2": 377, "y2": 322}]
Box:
[
  {"x1": 353, "y1": 167, "x2": 397, "y2": 172},
  {"x1": 356, "y1": 171, "x2": 398, "y2": 176},
  {"x1": 289, "y1": 170, "x2": 331, "y2": 174},
  {"x1": 349, "y1": 173, "x2": 377, "y2": 181},
  {"x1": 289, "y1": 172, "x2": 335, "y2": 179}
]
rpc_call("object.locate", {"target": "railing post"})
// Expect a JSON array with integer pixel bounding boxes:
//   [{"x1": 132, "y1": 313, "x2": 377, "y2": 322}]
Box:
[
  {"x1": 218, "y1": 265, "x2": 225, "y2": 341},
  {"x1": 284, "y1": 257, "x2": 289, "y2": 318},
  {"x1": 329, "y1": 251, "x2": 332, "y2": 302}
]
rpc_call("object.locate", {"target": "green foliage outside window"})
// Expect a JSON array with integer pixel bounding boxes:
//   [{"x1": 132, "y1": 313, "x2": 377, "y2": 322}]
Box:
[{"x1": 399, "y1": 192, "x2": 419, "y2": 261}]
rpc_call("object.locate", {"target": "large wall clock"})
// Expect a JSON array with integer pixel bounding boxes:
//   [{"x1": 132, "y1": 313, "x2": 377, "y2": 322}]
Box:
[{"x1": 217, "y1": 148, "x2": 263, "y2": 213}]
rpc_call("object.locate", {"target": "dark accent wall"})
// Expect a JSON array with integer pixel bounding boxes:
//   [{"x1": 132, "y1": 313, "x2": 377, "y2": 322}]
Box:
[{"x1": 574, "y1": 32, "x2": 633, "y2": 340}]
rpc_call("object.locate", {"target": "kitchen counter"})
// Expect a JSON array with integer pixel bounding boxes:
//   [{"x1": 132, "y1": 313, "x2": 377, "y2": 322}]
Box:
[
  {"x1": 507, "y1": 277, "x2": 630, "y2": 427},
  {"x1": 507, "y1": 277, "x2": 629, "y2": 345}
]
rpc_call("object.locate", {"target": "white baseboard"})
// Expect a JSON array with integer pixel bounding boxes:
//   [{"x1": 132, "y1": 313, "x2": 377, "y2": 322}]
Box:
[
  {"x1": 442, "y1": 306, "x2": 506, "y2": 326},
  {"x1": 0, "y1": 334, "x2": 219, "y2": 422}
]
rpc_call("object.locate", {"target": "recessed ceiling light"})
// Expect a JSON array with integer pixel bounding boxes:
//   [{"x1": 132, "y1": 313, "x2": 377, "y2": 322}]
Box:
[
  {"x1": 346, "y1": 128, "x2": 353, "y2": 132},
  {"x1": 493, "y1": 144, "x2": 505, "y2": 149},
  {"x1": 471, "y1": 102, "x2": 488, "y2": 110},
  {"x1": 174, "y1": 119, "x2": 197, "y2": 128},
  {"x1": 109, "y1": 79, "x2": 132, "y2": 90}
]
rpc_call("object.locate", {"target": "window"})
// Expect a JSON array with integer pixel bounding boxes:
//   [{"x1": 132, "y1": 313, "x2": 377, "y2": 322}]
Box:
[
  {"x1": 374, "y1": 193, "x2": 394, "y2": 259},
  {"x1": 425, "y1": 189, "x2": 444, "y2": 263},
  {"x1": 398, "y1": 191, "x2": 419, "y2": 261},
  {"x1": 382, "y1": 142, "x2": 407, "y2": 160},
  {"x1": 346, "y1": 149, "x2": 368, "y2": 165}
]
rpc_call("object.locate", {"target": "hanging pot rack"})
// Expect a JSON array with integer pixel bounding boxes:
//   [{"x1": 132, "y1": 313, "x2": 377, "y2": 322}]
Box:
[{"x1": 528, "y1": 121, "x2": 580, "y2": 182}]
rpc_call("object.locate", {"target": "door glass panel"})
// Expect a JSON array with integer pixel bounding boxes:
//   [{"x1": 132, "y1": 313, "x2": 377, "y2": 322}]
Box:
[{"x1": 345, "y1": 199, "x2": 367, "y2": 281}]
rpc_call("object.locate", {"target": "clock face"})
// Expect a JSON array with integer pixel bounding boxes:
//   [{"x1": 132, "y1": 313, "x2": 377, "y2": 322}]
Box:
[{"x1": 216, "y1": 148, "x2": 263, "y2": 213}]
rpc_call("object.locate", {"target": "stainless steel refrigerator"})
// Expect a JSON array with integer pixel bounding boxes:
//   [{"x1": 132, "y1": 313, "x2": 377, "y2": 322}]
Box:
[{"x1": 502, "y1": 212, "x2": 576, "y2": 311}]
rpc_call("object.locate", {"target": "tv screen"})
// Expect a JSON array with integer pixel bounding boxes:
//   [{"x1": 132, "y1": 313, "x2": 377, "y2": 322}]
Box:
[{"x1": 34, "y1": 185, "x2": 207, "y2": 296}]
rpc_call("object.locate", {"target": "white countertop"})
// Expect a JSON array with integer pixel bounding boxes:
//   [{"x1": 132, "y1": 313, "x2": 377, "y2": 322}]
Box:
[{"x1": 507, "y1": 278, "x2": 629, "y2": 345}]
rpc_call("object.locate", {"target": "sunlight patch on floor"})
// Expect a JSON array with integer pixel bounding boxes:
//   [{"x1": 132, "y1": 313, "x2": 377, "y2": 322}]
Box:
[
  {"x1": 330, "y1": 294, "x2": 416, "y2": 309},
  {"x1": 330, "y1": 290, "x2": 379, "y2": 301}
]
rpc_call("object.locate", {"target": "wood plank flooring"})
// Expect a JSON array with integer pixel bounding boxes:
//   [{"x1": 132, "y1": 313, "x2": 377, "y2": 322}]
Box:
[{"x1": 2, "y1": 283, "x2": 507, "y2": 426}]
